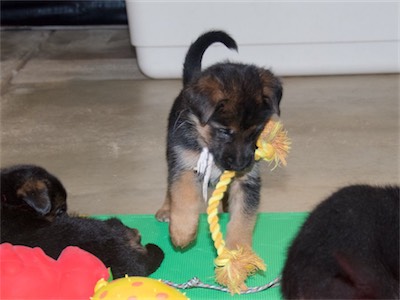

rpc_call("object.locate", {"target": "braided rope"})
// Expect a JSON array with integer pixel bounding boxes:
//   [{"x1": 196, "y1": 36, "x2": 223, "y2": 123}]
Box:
[
  {"x1": 206, "y1": 170, "x2": 236, "y2": 256},
  {"x1": 162, "y1": 276, "x2": 281, "y2": 294},
  {"x1": 205, "y1": 120, "x2": 290, "y2": 294}
]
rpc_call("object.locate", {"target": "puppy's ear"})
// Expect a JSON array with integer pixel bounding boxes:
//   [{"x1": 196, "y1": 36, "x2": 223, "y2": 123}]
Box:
[
  {"x1": 24, "y1": 194, "x2": 51, "y2": 215},
  {"x1": 260, "y1": 70, "x2": 282, "y2": 116},
  {"x1": 17, "y1": 180, "x2": 51, "y2": 215},
  {"x1": 185, "y1": 91, "x2": 217, "y2": 125},
  {"x1": 184, "y1": 76, "x2": 224, "y2": 125}
]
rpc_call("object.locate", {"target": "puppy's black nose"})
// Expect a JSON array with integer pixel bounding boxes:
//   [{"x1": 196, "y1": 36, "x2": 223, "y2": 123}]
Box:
[{"x1": 225, "y1": 156, "x2": 253, "y2": 171}]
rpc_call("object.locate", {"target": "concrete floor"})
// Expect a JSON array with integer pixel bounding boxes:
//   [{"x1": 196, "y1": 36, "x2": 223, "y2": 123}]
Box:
[{"x1": 1, "y1": 28, "x2": 399, "y2": 215}]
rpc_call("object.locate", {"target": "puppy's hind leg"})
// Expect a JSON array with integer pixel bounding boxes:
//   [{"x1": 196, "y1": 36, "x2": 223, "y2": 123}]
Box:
[{"x1": 169, "y1": 170, "x2": 202, "y2": 248}]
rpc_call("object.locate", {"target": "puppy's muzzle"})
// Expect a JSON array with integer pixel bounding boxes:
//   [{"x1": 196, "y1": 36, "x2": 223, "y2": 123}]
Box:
[{"x1": 222, "y1": 153, "x2": 254, "y2": 172}]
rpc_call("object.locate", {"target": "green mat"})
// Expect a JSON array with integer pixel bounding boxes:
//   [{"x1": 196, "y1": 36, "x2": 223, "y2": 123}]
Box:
[{"x1": 94, "y1": 213, "x2": 307, "y2": 299}]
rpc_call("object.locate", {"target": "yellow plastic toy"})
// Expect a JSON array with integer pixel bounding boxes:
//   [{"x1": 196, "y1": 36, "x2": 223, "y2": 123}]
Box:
[
  {"x1": 207, "y1": 119, "x2": 291, "y2": 294},
  {"x1": 91, "y1": 276, "x2": 189, "y2": 300}
]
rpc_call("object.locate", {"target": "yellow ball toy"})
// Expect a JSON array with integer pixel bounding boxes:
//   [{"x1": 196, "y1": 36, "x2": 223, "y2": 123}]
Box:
[{"x1": 91, "y1": 276, "x2": 189, "y2": 300}]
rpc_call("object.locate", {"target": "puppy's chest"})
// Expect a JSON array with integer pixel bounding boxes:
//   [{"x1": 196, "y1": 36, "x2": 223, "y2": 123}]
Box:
[
  {"x1": 176, "y1": 145, "x2": 221, "y2": 181},
  {"x1": 194, "y1": 147, "x2": 222, "y2": 186}
]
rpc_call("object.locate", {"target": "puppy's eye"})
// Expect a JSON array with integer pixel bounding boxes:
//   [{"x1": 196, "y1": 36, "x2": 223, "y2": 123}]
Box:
[
  {"x1": 219, "y1": 128, "x2": 230, "y2": 134},
  {"x1": 56, "y1": 206, "x2": 67, "y2": 216},
  {"x1": 216, "y1": 127, "x2": 233, "y2": 140}
]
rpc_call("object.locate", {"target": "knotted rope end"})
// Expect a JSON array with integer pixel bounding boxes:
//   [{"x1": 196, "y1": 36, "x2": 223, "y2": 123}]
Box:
[
  {"x1": 214, "y1": 247, "x2": 266, "y2": 295},
  {"x1": 255, "y1": 120, "x2": 291, "y2": 169}
]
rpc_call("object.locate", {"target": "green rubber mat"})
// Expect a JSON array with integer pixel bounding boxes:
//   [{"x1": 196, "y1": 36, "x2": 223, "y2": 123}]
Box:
[{"x1": 94, "y1": 213, "x2": 308, "y2": 299}]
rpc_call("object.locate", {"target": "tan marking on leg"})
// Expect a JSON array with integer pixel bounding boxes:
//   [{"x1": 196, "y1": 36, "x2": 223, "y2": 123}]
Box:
[
  {"x1": 226, "y1": 179, "x2": 257, "y2": 250},
  {"x1": 169, "y1": 170, "x2": 202, "y2": 248},
  {"x1": 157, "y1": 147, "x2": 201, "y2": 223}
]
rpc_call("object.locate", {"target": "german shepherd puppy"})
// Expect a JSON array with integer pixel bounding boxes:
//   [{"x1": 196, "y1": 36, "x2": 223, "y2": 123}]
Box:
[
  {"x1": 3, "y1": 216, "x2": 165, "y2": 278},
  {"x1": 156, "y1": 31, "x2": 282, "y2": 249},
  {"x1": 281, "y1": 185, "x2": 399, "y2": 299},
  {"x1": 1, "y1": 164, "x2": 164, "y2": 278},
  {"x1": 1, "y1": 164, "x2": 68, "y2": 225}
]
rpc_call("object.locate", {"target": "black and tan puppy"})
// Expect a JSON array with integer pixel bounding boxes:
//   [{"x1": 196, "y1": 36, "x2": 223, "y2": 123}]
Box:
[
  {"x1": 281, "y1": 185, "x2": 399, "y2": 299},
  {"x1": 1, "y1": 164, "x2": 68, "y2": 226},
  {"x1": 156, "y1": 31, "x2": 282, "y2": 250},
  {"x1": 3, "y1": 216, "x2": 164, "y2": 278},
  {"x1": 1, "y1": 165, "x2": 164, "y2": 278}
]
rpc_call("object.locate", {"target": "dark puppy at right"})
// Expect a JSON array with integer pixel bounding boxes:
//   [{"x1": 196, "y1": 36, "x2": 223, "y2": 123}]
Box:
[
  {"x1": 281, "y1": 185, "x2": 399, "y2": 299},
  {"x1": 1, "y1": 164, "x2": 164, "y2": 278}
]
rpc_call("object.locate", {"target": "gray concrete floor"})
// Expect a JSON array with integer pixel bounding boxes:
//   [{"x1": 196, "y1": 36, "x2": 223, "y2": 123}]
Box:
[{"x1": 1, "y1": 28, "x2": 399, "y2": 215}]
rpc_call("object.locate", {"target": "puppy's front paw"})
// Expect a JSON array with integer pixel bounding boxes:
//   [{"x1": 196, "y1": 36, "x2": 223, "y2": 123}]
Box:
[
  {"x1": 169, "y1": 219, "x2": 198, "y2": 248},
  {"x1": 155, "y1": 208, "x2": 170, "y2": 222},
  {"x1": 144, "y1": 243, "x2": 165, "y2": 275}
]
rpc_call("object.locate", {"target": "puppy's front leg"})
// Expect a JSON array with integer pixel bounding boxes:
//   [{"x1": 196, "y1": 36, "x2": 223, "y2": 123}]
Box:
[
  {"x1": 226, "y1": 174, "x2": 261, "y2": 250},
  {"x1": 169, "y1": 170, "x2": 202, "y2": 248}
]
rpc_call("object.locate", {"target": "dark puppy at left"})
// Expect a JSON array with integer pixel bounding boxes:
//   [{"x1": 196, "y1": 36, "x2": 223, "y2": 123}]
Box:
[
  {"x1": 4, "y1": 216, "x2": 164, "y2": 278},
  {"x1": 1, "y1": 165, "x2": 164, "y2": 278}
]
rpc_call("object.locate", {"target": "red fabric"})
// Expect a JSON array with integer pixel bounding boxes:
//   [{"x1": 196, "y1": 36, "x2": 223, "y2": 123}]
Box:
[{"x1": 0, "y1": 243, "x2": 109, "y2": 299}]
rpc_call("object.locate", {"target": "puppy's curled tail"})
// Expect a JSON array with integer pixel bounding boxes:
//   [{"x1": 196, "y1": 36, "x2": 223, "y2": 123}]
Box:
[{"x1": 183, "y1": 30, "x2": 238, "y2": 86}]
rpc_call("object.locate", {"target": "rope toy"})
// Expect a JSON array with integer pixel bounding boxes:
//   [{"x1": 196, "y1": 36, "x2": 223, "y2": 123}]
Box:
[
  {"x1": 162, "y1": 276, "x2": 280, "y2": 294},
  {"x1": 206, "y1": 119, "x2": 291, "y2": 294}
]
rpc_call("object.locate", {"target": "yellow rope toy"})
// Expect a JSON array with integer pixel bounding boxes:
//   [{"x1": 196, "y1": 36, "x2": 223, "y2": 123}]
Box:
[{"x1": 206, "y1": 119, "x2": 291, "y2": 294}]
